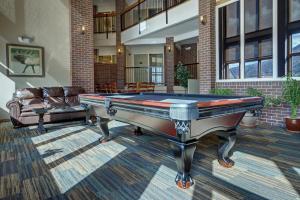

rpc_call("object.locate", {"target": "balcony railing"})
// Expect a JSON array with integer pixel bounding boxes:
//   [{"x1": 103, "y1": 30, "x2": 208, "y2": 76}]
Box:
[
  {"x1": 126, "y1": 66, "x2": 164, "y2": 84},
  {"x1": 121, "y1": 0, "x2": 188, "y2": 31},
  {"x1": 175, "y1": 63, "x2": 198, "y2": 84},
  {"x1": 94, "y1": 12, "x2": 116, "y2": 36}
]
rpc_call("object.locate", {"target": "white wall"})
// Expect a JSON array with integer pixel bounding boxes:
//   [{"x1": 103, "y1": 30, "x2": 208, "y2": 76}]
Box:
[
  {"x1": 93, "y1": 0, "x2": 115, "y2": 12},
  {"x1": 126, "y1": 44, "x2": 164, "y2": 67},
  {"x1": 0, "y1": 0, "x2": 71, "y2": 119},
  {"x1": 94, "y1": 33, "x2": 116, "y2": 47}
]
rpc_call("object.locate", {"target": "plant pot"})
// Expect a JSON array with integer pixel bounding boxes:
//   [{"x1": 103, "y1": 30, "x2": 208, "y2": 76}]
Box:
[
  {"x1": 285, "y1": 117, "x2": 300, "y2": 133},
  {"x1": 240, "y1": 112, "x2": 258, "y2": 128}
]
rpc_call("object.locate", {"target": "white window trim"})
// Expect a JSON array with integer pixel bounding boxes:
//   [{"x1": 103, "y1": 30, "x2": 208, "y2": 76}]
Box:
[{"x1": 214, "y1": 0, "x2": 300, "y2": 82}]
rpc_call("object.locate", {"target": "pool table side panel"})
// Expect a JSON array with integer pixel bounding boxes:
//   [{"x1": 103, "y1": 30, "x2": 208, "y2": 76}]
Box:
[{"x1": 190, "y1": 112, "x2": 245, "y2": 138}]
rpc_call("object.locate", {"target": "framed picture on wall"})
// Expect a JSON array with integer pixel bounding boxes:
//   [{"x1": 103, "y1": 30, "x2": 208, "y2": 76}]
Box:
[{"x1": 6, "y1": 44, "x2": 45, "y2": 77}]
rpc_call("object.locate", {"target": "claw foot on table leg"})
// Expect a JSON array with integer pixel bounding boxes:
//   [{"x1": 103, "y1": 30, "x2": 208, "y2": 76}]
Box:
[
  {"x1": 170, "y1": 140, "x2": 197, "y2": 189},
  {"x1": 217, "y1": 131, "x2": 236, "y2": 168},
  {"x1": 175, "y1": 173, "x2": 194, "y2": 189}
]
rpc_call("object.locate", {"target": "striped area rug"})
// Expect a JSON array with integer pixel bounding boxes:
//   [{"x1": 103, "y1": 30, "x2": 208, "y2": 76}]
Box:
[{"x1": 0, "y1": 121, "x2": 299, "y2": 200}]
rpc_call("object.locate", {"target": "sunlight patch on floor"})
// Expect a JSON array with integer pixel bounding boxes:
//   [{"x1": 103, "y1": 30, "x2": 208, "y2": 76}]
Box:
[
  {"x1": 31, "y1": 125, "x2": 85, "y2": 145},
  {"x1": 50, "y1": 141, "x2": 126, "y2": 193},
  {"x1": 33, "y1": 128, "x2": 101, "y2": 164},
  {"x1": 139, "y1": 165, "x2": 195, "y2": 200},
  {"x1": 211, "y1": 190, "x2": 233, "y2": 200},
  {"x1": 293, "y1": 167, "x2": 300, "y2": 176},
  {"x1": 212, "y1": 151, "x2": 300, "y2": 200}
]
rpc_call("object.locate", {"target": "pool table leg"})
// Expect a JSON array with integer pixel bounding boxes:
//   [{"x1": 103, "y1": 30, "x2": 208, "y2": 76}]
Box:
[
  {"x1": 217, "y1": 130, "x2": 237, "y2": 168},
  {"x1": 96, "y1": 117, "x2": 110, "y2": 143},
  {"x1": 134, "y1": 126, "x2": 143, "y2": 136},
  {"x1": 169, "y1": 140, "x2": 197, "y2": 189}
]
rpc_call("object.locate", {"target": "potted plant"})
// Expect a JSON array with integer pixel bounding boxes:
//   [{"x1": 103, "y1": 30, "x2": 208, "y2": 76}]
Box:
[
  {"x1": 240, "y1": 88, "x2": 281, "y2": 128},
  {"x1": 175, "y1": 62, "x2": 190, "y2": 93},
  {"x1": 282, "y1": 76, "x2": 300, "y2": 133}
]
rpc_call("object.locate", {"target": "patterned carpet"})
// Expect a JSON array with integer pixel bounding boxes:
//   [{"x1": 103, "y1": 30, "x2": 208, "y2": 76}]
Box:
[{"x1": 0, "y1": 121, "x2": 299, "y2": 200}]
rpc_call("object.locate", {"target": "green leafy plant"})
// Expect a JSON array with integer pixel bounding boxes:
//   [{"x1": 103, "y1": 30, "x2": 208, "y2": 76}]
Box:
[
  {"x1": 282, "y1": 76, "x2": 300, "y2": 119},
  {"x1": 175, "y1": 62, "x2": 190, "y2": 89},
  {"x1": 246, "y1": 87, "x2": 281, "y2": 108},
  {"x1": 210, "y1": 88, "x2": 234, "y2": 96}
]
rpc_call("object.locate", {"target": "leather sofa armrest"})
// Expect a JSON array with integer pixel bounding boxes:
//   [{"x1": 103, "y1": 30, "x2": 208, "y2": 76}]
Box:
[{"x1": 6, "y1": 99, "x2": 22, "y2": 127}]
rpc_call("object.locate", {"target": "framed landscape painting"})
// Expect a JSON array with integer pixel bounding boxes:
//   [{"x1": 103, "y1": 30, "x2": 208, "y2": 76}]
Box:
[{"x1": 6, "y1": 44, "x2": 44, "y2": 77}]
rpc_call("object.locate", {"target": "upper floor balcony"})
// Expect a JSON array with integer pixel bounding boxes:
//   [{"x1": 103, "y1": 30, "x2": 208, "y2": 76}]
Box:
[
  {"x1": 121, "y1": 0, "x2": 199, "y2": 45},
  {"x1": 94, "y1": 11, "x2": 116, "y2": 46}
]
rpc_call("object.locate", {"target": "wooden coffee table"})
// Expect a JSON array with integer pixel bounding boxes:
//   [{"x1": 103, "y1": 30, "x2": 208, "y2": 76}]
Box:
[{"x1": 32, "y1": 108, "x2": 49, "y2": 133}]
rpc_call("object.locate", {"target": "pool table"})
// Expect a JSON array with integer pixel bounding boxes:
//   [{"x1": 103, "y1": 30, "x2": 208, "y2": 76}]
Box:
[{"x1": 79, "y1": 93, "x2": 263, "y2": 189}]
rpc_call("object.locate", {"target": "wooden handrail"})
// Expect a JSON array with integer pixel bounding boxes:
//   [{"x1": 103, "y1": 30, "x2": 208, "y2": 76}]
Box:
[
  {"x1": 122, "y1": 0, "x2": 146, "y2": 15},
  {"x1": 94, "y1": 11, "x2": 116, "y2": 18}
]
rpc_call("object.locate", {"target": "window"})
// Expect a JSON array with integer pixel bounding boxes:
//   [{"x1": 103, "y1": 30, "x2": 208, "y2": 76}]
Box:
[
  {"x1": 150, "y1": 54, "x2": 164, "y2": 84},
  {"x1": 287, "y1": 0, "x2": 300, "y2": 77},
  {"x1": 219, "y1": 1, "x2": 241, "y2": 79}
]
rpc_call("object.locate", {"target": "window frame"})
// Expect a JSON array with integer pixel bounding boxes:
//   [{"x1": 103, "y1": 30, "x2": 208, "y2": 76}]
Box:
[
  {"x1": 216, "y1": 0, "x2": 283, "y2": 82},
  {"x1": 287, "y1": 0, "x2": 300, "y2": 76}
]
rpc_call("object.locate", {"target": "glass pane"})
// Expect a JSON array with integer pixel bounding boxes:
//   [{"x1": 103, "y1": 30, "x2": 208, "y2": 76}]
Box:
[
  {"x1": 245, "y1": 0, "x2": 258, "y2": 33},
  {"x1": 261, "y1": 59, "x2": 273, "y2": 77},
  {"x1": 225, "y1": 45, "x2": 240, "y2": 61},
  {"x1": 259, "y1": 0, "x2": 272, "y2": 30},
  {"x1": 245, "y1": 41, "x2": 258, "y2": 59},
  {"x1": 245, "y1": 61, "x2": 259, "y2": 78},
  {"x1": 227, "y1": 63, "x2": 240, "y2": 79},
  {"x1": 292, "y1": 33, "x2": 300, "y2": 53},
  {"x1": 292, "y1": 56, "x2": 300, "y2": 76},
  {"x1": 289, "y1": 0, "x2": 300, "y2": 22},
  {"x1": 226, "y1": 2, "x2": 240, "y2": 38},
  {"x1": 260, "y1": 38, "x2": 272, "y2": 57}
]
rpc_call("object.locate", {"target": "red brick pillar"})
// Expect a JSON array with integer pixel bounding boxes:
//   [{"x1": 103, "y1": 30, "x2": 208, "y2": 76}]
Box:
[
  {"x1": 70, "y1": 0, "x2": 94, "y2": 93},
  {"x1": 165, "y1": 37, "x2": 175, "y2": 93},
  {"x1": 198, "y1": 0, "x2": 216, "y2": 94},
  {"x1": 116, "y1": 0, "x2": 126, "y2": 88}
]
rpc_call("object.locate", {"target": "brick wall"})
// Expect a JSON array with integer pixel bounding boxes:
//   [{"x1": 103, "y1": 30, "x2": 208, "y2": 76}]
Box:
[
  {"x1": 165, "y1": 37, "x2": 175, "y2": 93},
  {"x1": 216, "y1": 82, "x2": 300, "y2": 126},
  {"x1": 94, "y1": 63, "x2": 117, "y2": 86},
  {"x1": 70, "y1": 0, "x2": 94, "y2": 93},
  {"x1": 116, "y1": 0, "x2": 126, "y2": 88},
  {"x1": 198, "y1": 0, "x2": 216, "y2": 94}
]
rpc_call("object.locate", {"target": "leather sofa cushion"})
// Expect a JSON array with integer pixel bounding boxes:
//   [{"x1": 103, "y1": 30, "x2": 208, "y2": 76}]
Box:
[
  {"x1": 21, "y1": 104, "x2": 45, "y2": 112},
  {"x1": 44, "y1": 97, "x2": 67, "y2": 108},
  {"x1": 65, "y1": 96, "x2": 80, "y2": 107},
  {"x1": 21, "y1": 98, "x2": 43, "y2": 106},
  {"x1": 63, "y1": 86, "x2": 84, "y2": 97},
  {"x1": 43, "y1": 87, "x2": 64, "y2": 97},
  {"x1": 16, "y1": 88, "x2": 43, "y2": 99}
]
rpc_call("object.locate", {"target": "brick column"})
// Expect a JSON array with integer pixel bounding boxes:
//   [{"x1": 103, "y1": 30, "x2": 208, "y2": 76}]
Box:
[
  {"x1": 165, "y1": 37, "x2": 175, "y2": 93},
  {"x1": 70, "y1": 0, "x2": 94, "y2": 93},
  {"x1": 198, "y1": 0, "x2": 216, "y2": 94},
  {"x1": 116, "y1": 0, "x2": 126, "y2": 88}
]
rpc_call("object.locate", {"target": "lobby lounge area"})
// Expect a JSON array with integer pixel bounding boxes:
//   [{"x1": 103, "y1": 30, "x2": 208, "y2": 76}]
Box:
[{"x1": 1, "y1": 0, "x2": 300, "y2": 199}]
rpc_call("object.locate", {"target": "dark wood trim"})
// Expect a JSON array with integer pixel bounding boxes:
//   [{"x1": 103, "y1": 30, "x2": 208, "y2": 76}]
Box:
[
  {"x1": 94, "y1": 11, "x2": 116, "y2": 18},
  {"x1": 278, "y1": 0, "x2": 288, "y2": 77}
]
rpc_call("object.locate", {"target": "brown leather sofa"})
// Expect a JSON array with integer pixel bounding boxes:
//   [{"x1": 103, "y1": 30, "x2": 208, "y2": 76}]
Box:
[{"x1": 6, "y1": 86, "x2": 87, "y2": 127}]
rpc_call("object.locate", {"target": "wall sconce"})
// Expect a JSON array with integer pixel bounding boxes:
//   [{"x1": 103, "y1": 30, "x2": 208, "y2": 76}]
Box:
[
  {"x1": 167, "y1": 45, "x2": 172, "y2": 52},
  {"x1": 200, "y1": 15, "x2": 207, "y2": 25},
  {"x1": 117, "y1": 48, "x2": 122, "y2": 54},
  {"x1": 18, "y1": 35, "x2": 34, "y2": 44},
  {"x1": 81, "y1": 26, "x2": 86, "y2": 34}
]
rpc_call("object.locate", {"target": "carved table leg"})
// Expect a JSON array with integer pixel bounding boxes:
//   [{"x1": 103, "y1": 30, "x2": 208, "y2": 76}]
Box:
[
  {"x1": 217, "y1": 130, "x2": 237, "y2": 168},
  {"x1": 169, "y1": 140, "x2": 197, "y2": 189},
  {"x1": 96, "y1": 117, "x2": 110, "y2": 143},
  {"x1": 134, "y1": 126, "x2": 143, "y2": 136},
  {"x1": 37, "y1": 113, "x2": 46, "y2": 133}
]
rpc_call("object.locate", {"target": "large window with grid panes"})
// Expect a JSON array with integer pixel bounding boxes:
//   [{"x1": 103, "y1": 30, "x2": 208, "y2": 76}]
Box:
[{"x1": 217, "y1": 0, "x2": 300, "y2": 80}]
